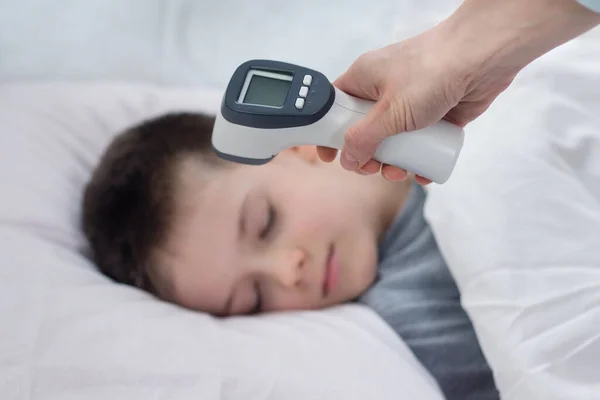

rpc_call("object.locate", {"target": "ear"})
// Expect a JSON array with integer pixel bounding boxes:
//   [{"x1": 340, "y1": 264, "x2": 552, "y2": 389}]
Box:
[{"x1": 281, "y1": 145, "x2": 320, "y2": 164}]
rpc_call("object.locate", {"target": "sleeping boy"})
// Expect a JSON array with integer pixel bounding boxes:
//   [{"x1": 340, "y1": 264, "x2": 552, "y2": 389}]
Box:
[{"x1": 82, "y1": 112, "x2": 499, "y2": 400}]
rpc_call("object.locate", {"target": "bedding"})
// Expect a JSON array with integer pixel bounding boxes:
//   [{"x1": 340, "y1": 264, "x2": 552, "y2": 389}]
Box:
[
  {"x1": 4, "y1": 0, "x2": 600, "y2": 399},
  {"x1": 0, "y1": 0, "x2": 431, "y2": 88},
  {"x1": 424, "y1": 23, "x2": 600, "y2": 400}
]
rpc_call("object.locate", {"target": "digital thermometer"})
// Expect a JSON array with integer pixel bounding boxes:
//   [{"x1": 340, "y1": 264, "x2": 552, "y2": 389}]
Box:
[{"x1": 212, "y1": 59, "x2": 464, "y2": 184}]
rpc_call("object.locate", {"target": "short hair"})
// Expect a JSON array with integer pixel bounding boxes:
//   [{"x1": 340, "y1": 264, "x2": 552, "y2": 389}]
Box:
[{"x1": 81, "y1": 112, "x2": 223, "y2": 298}]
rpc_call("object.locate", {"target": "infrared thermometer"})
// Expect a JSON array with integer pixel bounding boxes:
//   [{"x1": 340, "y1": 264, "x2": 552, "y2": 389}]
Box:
[{"x1": 212, "y1": 59, "x2": 464, "y2": 184}]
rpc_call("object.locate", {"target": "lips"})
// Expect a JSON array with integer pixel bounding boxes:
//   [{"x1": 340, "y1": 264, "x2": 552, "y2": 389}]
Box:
[{"x1": 322, "y1": 244, "x2": 339, "y2": 298}]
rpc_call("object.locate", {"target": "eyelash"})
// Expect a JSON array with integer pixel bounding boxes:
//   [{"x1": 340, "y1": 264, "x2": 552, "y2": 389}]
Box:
[
  {"x1": 259, "y1": 203, "x2": 276, "y2": 240},
  {"x1": 252, "y1": 203, "x2": 277, "y2": 314},
  {"x1": 252, "y1": 202, "x2": 275, "y2": 314}
]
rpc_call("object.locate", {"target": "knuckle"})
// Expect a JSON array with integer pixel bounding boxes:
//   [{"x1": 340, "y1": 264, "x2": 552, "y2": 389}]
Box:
[
  {"x1": 378, "y1": 96, "x2": 406, "y2": 134},
  {"x1": 357, "y1": 50, "x2": 377, "y2": 65}
]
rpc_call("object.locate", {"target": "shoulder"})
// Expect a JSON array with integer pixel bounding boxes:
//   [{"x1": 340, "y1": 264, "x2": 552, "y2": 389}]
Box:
[{"x1": 358, "y1": 184, "x2": 499, "y2": 399}]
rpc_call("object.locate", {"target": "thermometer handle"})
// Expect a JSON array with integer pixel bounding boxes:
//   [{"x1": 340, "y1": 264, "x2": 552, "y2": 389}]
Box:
[{"x1": 323, "y1": 88, "x2": 464, "y2": 184}]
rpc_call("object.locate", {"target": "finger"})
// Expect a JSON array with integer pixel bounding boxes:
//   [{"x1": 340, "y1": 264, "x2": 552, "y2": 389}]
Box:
[
  {"x1": 415, "y1": 175, "x2": 432, "y2": 186},
  {"x1": 381, "y1": 164, "x2": 408, "y2": 181},
  {"x1": 334, "y1": 73, "x2": 378, "y2": 101},
  {"x1": 316, "y1": 146, "x2": 338, "y2": 163},
  {"x1": 359, "y1": 159, "x2": 381, "y2": 175},
  {"x1": 333, "y1": 52, "x2": 385, "y2": 101},
  {"x1": 340, "y1": 97, "x2": 402, "y2": 171}
]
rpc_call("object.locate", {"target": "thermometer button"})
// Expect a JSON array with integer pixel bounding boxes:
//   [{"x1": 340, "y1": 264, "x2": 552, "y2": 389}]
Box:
[
  {"x1": 299, "y1": 86, "x2": 309, "y2": 97},
  {"x1": 295, "y1": 98, "x2": 305, "y2": 109},
  {"x1": 302, "y1": 74, "x2": 312, "y2": 85}
]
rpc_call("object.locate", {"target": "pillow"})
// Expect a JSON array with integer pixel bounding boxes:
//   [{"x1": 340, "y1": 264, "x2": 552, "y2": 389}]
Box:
[
  {"x1": 424, "y1": 26, "x2": 600, "y2": 400},
  {"x1": 0, "y1": 81, "x2": 445, "y2": 400},
  {"x1": 0, "y1": 0, "x2": 428, "y2": 87}
]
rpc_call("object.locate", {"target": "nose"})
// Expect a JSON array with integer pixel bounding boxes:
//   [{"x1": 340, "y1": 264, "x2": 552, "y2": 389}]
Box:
[{"x1": 258, "y1": 247, "x2": 307, "y2": 288}]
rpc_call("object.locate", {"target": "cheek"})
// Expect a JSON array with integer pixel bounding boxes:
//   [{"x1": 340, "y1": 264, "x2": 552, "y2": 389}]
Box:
[
  {"x1": 282, "y1": 198, "x2": 345, "y2": 239},
  {"x1": 279, "y1": 174, "x2": 354, "y2": 220},
  {"x1": 275, "y1": 178, "x2": 370, "y2": 247},
  {"x1": 264, "y1": 289, "x2": 318, "y2": 312},
  {"x1": 296, "y1": 195, "x2": 363, "y2": 232}
]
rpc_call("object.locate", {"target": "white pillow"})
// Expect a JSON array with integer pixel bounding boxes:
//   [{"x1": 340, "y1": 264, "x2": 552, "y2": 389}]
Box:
[
  {"x1": 424, "y1": 26, "x2": 600, "y2": 400},
  {"x1": 0, "y1": 81, "x2": 445, "y2": 400},
  {"x1": 0, "y1": 0, "x2": 424, "y2": 87}
]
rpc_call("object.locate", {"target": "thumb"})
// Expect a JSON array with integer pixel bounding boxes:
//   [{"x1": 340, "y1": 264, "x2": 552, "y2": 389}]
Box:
[
  {"x1": 340, "y1": 98, "x2": 403, "y2": 171},
  {"x1": 333, "y1": 66, "x2": 381, "y2": 102}
]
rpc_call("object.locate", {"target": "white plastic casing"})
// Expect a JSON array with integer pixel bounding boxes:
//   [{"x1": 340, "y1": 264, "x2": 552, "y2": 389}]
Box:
[{"x1": 212, "y1": 87, "x2": 465, "y2": 184}]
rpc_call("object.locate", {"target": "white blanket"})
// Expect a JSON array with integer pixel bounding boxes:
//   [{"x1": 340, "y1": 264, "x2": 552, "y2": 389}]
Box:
[{"x1": 425, "y1": 24, "x2": 600, "y2": 400}]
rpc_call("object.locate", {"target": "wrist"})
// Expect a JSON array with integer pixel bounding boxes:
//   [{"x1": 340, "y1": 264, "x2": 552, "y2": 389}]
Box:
[{"x1": 437, "y1": 0, "x2": 600, "y2": 83}]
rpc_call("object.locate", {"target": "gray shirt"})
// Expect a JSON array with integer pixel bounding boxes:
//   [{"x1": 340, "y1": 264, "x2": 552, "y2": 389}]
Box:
[{"x1": 359, "y1": 183, "x2": 499, "y2": 400}]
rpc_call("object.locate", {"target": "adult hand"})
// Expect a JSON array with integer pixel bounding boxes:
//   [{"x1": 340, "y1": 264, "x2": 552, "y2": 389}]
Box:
[
  {"x1": 319, "y1": 30, "x2": 515, "y2": 185},
  {"x1": 317, "y1": 0, "x2": 600, "y2": 184}
]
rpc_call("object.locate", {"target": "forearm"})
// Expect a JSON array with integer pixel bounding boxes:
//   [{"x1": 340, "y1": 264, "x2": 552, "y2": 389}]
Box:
[{"x1": 437, "y1": 0, "x2": 600, "y2": 81}]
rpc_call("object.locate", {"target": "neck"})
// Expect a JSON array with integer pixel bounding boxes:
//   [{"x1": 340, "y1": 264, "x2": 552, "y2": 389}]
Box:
[
  {"x1": 318, "y1": 157, "x2": 414, "y2": 241},
  {"x1": 377, "y1": 177, "x2": 413, "y2": 240}
]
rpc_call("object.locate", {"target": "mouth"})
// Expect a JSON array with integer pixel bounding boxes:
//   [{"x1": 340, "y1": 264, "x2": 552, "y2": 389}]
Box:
[{"x1": 322, "y1": 244, "x2": 340, "y2": 298}]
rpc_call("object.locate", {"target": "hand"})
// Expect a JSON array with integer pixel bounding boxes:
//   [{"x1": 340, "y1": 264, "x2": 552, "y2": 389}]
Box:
[
  {"x1": 317, "y1": 28, "x2": 516, "y2": 185},
  {"x1": 317, "y1": 0, "x2": 600, "y2": 184}
]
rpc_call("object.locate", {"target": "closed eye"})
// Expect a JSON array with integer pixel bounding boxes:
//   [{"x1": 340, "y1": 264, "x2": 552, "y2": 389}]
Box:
[{"x1": 259, "y1": 203, "x2": 276, "y2": 240}]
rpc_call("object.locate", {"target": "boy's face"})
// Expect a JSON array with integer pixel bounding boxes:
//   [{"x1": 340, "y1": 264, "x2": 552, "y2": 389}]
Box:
[{"x1": 159, "y1": 147, "x2": 404, "y2": 316}]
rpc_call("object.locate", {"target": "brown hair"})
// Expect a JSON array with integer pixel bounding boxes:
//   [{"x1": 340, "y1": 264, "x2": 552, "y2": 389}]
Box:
[{"x1": 81, "y1": 112, "x2": 223, "y2": 298}]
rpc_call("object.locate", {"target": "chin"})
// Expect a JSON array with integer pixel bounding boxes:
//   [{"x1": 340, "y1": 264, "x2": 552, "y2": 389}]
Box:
[
  {"x1": 348, "y1": 260, "x2": 378, "y2": 299},
  {"x1": 336, "y1": 227, "x2": 379, "y2": 299}
]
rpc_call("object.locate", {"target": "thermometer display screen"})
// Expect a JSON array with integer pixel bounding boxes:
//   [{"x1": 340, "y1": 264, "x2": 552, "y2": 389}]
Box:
[
  {"x1": 221, "y1": 59, "x2": 336, "y2": 129},
  {"x1": 239, "y1": 69, "x2": 292, "y2": 108}
]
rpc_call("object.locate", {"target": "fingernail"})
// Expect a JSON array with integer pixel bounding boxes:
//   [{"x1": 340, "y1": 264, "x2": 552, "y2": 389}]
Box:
[{"x1": 341, "y1": 150, "x2": 359, "y2": 170}]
